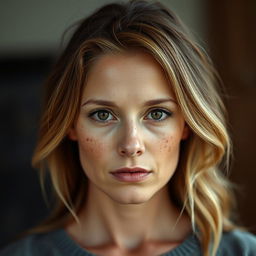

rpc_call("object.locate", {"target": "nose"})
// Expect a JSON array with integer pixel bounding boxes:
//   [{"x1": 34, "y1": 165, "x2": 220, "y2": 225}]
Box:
[{"x1": 117, "y1": 122, "x2": 145, "y2": 157}]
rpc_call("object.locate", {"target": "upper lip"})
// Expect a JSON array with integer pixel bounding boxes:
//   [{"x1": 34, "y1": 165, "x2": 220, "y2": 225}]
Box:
[{"x1": 111, "y1": 167, "x2": 151, "y2": 173}]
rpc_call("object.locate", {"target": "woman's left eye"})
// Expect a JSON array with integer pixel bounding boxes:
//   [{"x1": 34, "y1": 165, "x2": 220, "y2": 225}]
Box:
[{"x1": 145, "y1": 109, "x2": 172, "y2": 121}]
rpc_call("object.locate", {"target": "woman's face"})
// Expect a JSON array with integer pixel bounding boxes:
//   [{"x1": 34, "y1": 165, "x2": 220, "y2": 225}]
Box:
[{"x1": 69, "y1": 52, "x2": 188, "y2": 204}]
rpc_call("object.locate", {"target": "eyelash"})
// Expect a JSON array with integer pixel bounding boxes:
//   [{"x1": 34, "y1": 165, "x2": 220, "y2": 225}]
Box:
[{"x1": 88, "y1": 108, "x2": 172, "y2": 123}]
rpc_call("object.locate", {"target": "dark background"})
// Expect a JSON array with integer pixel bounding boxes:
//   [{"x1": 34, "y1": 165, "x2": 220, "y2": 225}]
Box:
[
  {"x1": 0, "y1": 56, "x2": 53, "y2": 247},
  {"x1": 0, "y1": 0, "x2": 255, "y2": 249}
]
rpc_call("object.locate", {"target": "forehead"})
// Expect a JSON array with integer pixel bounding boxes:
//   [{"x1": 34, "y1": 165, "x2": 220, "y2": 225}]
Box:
[{"x1": 82, "y1": 51, "x2": 175, "y2": 102}]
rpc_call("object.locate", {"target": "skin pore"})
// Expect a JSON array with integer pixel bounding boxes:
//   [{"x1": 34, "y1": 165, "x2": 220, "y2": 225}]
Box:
[{"x1": 67, "y1": 52, "x2": 191, "y2": 256}]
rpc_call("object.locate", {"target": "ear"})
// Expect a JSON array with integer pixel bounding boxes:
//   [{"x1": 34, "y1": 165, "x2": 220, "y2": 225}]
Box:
[
  {"x1": 181, "y1": 123, "x2": 190, "y2": 140},
  {"x1": 67, "y1": 127, "x2": 78, "y2": 141}
]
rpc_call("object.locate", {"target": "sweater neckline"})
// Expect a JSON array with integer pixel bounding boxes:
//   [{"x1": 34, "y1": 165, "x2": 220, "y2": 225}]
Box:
[{"x1": 49, "y1": 228, "x2": 200, "y2": 256}]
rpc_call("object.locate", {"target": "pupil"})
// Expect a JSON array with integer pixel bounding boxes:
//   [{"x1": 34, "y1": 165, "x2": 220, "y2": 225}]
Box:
[
  {"x1": 152, "y1": 111, "x2": 162, "y2": 120},
  {"x1": 98, "y1": 111, "x2": 109, "y2": 120}
]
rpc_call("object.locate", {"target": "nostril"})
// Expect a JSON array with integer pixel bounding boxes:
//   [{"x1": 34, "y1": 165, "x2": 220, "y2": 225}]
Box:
[{"x1": 119, "y1": 149, "x2": 142, "y2": 157}]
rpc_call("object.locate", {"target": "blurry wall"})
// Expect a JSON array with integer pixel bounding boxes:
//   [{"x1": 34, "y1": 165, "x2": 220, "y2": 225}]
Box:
[
  {"x1": 0, "y1": 0, "x2": 206, "y2": 57},
  {"x1": 208, "y1": 0, "x2": 256, "y2": 233}
]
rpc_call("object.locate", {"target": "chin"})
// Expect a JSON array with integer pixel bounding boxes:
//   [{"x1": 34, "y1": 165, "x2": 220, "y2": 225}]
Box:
[{"x1": 106, "y1": 188, "x2": 155, "y2": 205}]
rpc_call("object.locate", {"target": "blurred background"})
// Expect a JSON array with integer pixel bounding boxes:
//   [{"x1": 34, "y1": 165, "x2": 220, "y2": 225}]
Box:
[{"x1": 0, "y1": 0, "x2": 255, "y2": 248}]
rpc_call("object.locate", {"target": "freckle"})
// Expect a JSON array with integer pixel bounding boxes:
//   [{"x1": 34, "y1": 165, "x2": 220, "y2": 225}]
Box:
[{"x1": 167, "y1": 137, "x2": 174, "y2": 152}]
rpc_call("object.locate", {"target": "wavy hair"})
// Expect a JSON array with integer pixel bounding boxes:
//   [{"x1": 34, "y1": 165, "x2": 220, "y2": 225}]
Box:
[{"x1": 31, "y1": 1, "x2": 237, "y2": 255}]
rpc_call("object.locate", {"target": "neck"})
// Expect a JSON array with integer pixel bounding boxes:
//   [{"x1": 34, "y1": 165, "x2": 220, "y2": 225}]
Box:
[{"x1": 66, "y1": 182, "x2": 191, "y2": 251}]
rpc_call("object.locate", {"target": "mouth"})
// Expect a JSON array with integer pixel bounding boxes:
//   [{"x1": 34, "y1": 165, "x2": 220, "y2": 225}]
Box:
[
  {"x1": 111, "y1": 167, "x2": 151, "y2": 173},
  {"x1": 110, "y1": 167, "x2": 152, "y2": 182}
]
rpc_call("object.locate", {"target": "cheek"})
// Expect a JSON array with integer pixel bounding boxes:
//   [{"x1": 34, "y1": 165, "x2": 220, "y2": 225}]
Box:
[
  {"x1": 159, "y1": 136, "x2": 179, "y2": 154},
  {"x1": 77, "y1": 135, "x2": 109, "y2": 180},
  {"x1": 78, "y1": 136, "x2": 106, "y2": 160},
  {"x1": 156, "y1": 135, "x2": 182, "y2": 179}
]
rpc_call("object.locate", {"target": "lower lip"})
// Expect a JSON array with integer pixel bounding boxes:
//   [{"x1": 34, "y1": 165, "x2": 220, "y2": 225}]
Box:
[{"x1": 110, "y1": 172, "x2": 152, "y2": 182}]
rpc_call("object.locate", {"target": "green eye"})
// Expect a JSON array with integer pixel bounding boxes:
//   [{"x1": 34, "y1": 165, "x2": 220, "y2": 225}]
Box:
[
  {"x1": 146, "y1": 109, "x2": 172, "y2": 121},
  {"x1": 89, "y1": 110, "x2": 114, "y2": 122},
  {"x1": 97, "y1": 110, "x2": 110, "y2": 120},
  {"x1": 150, "y1": 110, "x2": 163, "y2": 120}
]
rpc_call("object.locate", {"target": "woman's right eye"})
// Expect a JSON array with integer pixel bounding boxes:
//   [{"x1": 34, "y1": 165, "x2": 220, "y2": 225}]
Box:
[{"x1": 89, "y1": 110, "x2": 115, "y2": 122}]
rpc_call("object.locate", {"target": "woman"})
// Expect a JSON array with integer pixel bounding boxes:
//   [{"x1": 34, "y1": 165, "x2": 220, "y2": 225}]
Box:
[{"x1": 1, "y1": 0, "x2": 256, "y2": 255}]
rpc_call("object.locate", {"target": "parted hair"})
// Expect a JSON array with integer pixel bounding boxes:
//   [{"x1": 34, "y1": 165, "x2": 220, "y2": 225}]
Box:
[{"x1": 31, "y1": 1, "x2": 237, "y2": 255}]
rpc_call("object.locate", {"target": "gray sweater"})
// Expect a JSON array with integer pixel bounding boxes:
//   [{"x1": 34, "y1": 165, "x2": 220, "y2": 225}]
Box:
[{"x1": 0, "y1": 229, "x2": 256, "y2": 256}]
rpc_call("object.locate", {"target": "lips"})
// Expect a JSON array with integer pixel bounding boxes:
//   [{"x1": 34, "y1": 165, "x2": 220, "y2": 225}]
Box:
[
  {"x1": 111, "y1": 167, "x2": 151, "y2": 173},
  {"x1": 110, "y1": 167, "x2": 152, "y2": 182}
]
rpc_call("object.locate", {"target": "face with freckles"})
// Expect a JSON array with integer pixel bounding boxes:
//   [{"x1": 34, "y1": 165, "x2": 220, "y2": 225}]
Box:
[{"x1": 69, "y1": 51, "x2": 188, "y2": 204}]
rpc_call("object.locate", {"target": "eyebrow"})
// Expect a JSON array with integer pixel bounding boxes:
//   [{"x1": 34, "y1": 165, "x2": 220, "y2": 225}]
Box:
[{"x1": 81, "y1": 98, "x2": 177, "y2": 107}]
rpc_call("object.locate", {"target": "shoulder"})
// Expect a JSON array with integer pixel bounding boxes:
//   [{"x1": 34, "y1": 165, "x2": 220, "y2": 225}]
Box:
[
  {"x1": 0, "y1": 231, "x2": 62, "y2": 256},
  {"x1": 218, "y1": 229, "x2": 256, "y2": 255}
]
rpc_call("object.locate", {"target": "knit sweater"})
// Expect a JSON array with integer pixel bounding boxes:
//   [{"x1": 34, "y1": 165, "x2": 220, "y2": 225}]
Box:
[{"x1": 0, "y1": 229, "x2": 256, "y2": 256}]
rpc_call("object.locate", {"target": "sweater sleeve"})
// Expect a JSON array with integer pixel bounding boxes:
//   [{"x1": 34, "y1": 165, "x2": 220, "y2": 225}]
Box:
[{"x1": 218, "y1": 230, "x2": 256, "y2": 256}]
